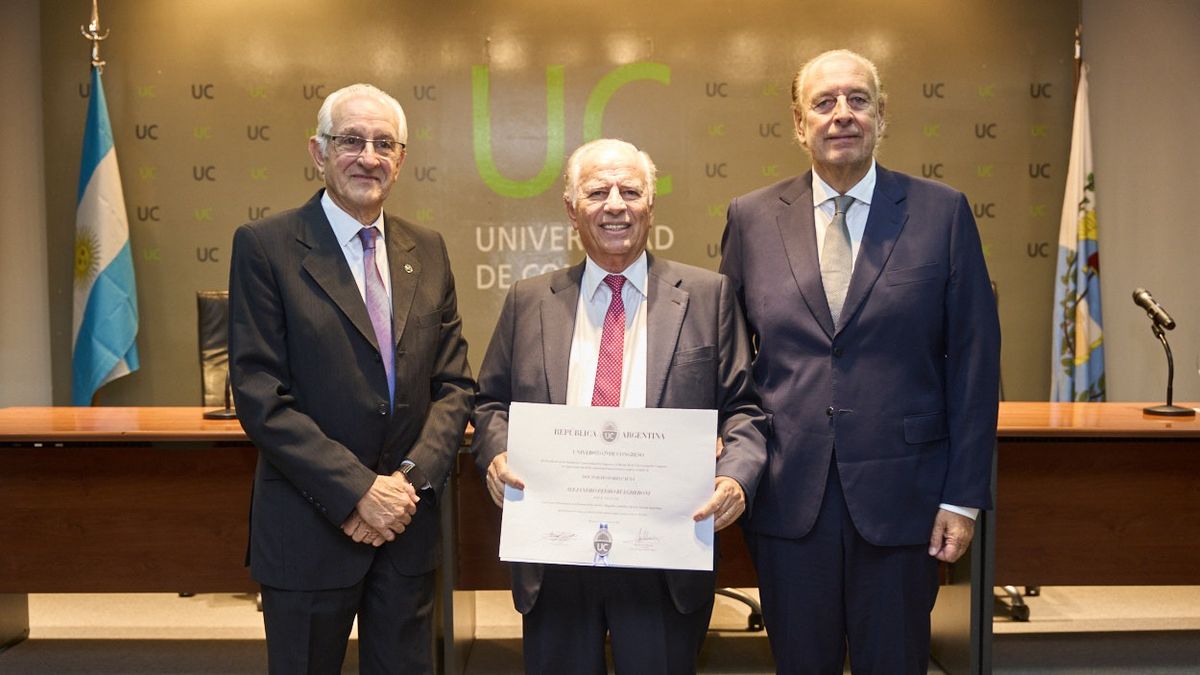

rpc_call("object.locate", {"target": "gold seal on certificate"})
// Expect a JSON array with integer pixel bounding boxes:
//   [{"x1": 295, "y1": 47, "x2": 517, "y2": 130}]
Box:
[{"x1": 498, "y1": 402, "x2": 717, "y2": 571}]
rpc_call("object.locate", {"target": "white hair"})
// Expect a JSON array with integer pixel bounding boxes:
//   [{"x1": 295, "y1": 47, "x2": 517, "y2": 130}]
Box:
[
  {"x1": 562, "y1": 138, "x2": 657, "y2": 206},
  {"x1": 790, "y1": 49, "x2": 887, "y2": 147},
  {"x1": 314, "y1": 83, "x2": 408, "y2": 153}
]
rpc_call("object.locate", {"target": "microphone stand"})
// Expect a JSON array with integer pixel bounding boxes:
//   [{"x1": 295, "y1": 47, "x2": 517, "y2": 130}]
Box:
[
  {"x1": 204, "y1": 369, "x2": 238, "y2": 417},
  {"x1": 1143, "y1": 323, "x2": 1195, "y2": 417}
]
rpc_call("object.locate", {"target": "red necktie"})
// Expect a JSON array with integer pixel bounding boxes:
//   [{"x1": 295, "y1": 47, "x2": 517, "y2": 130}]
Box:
[{"x1": 591, "y1": 274, "x2": 626, "y2": 407}]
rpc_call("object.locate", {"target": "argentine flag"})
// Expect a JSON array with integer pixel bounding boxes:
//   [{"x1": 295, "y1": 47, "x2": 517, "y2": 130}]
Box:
[
  {"x1": 72, "y1": 67, "x2": 139, "y2": 405},
  {"x1": 1050, "y1": 65, "x2": 1103, "y2": 402}
]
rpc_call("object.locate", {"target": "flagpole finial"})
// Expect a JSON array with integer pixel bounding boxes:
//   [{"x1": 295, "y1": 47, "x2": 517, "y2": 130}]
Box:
[{"x1": 80, "y1": 0, "x2": 110, "y2": 72}]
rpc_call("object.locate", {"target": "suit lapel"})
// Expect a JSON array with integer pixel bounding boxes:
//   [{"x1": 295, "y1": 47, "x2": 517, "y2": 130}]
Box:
[
  {"x1": 297, "y1": 195, "x2": 379, "y2": 350},
  {"x1": 839, "y1": 166, "x2": 908, "y2": 331},
  {"x1": 542, "y1": 264, "x2": 582, "y2": 405},
  {"x1": 645, "y1": 255, "x2": 687, "y2": 408},
  {"x1": 775, "y1": 172, "x2": 836, "y2": 339},
  {"x1": 383, "y1": 216, "x2": 419, "y2": 348}
]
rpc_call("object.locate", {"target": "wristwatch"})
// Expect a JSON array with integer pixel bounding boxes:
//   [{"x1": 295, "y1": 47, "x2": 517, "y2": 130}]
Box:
[{"x1": 400, "y1": 460, "x2": 431, "y2": 490}]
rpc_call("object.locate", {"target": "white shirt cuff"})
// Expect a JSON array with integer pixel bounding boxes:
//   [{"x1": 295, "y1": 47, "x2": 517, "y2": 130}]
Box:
[{"x1": 939, "y1": 503, "x2": 979, "y2": 520}]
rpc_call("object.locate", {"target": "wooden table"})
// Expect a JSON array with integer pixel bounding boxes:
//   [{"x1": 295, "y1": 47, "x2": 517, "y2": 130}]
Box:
[
  {"x1": 0, "y1": 407, "x2": 255, "y2": 594},
  {"x1": 4, "y1": 403, "x2": 1197, "y2": 670},
  {"x1": 994, "y1": 402, "x2": 1200, "y2": 586},
  {"x1": 0, "y1": 407, "x2": 255, "y2": 652}
]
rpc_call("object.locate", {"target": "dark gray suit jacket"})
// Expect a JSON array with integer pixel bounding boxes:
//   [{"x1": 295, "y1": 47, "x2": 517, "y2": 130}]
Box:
[
  {"x1": 229, "y1": 190, "x2": 473, "y2": 591},
  {"x1": 471, "y1": 254, "x2": 766, "y2": 615}
]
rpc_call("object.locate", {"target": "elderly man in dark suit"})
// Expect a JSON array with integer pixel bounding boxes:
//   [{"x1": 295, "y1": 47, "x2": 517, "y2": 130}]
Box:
[
  {"x1": 720, "y1": 50, "x2": 1001, "y2": 673},
  {"x1": 472, "y1": 138, "x2": 766, "y2": 674},
  {"x1": 229, "y1": 83, "x2": 473, "y2": 674}
]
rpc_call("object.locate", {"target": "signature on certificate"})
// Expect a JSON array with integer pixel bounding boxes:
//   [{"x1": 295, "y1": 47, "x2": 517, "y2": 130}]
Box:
[
  {"x1": 632, "y1": 528, "x2": 661, "y2": 551},
  {"x1": 543, "y1": 531, "x2": 577, "y2": 544}
]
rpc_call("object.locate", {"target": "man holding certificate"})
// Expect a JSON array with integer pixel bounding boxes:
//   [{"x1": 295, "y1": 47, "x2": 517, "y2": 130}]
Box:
[{"x1": 472, "y1": 139, "x2": 767, "y2": 674}]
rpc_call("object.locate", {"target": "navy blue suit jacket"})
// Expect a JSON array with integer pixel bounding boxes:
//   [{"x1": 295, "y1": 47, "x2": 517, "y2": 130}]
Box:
[{"x1": 720, "y1": 166, "x2": 1000, "y2": 546}]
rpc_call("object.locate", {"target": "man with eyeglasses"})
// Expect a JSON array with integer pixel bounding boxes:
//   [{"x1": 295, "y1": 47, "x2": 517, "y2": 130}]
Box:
[
  {"x1": 720, "y1": 50, "x2": 1000, "y2": 673},
  {"x1": 229, "y1": 83, "x2": 473, "y2": 674}
]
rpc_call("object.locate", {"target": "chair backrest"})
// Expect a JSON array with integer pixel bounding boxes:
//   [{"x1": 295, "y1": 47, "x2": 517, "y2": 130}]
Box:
[
  {"x1": 197, "y1": 290, "x2": 230, "y2": 406},
  {"x1": 992, "y1": 281, "x2": 1004, "y2": 402}
]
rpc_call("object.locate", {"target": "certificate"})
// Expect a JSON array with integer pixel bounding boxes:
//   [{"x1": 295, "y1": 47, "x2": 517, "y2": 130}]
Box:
[{"x1": 498, "y1": 402, "x2": 717, "y2": 571}]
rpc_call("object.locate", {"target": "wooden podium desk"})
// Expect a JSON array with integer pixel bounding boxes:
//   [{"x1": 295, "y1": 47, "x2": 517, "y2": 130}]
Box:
[
  {"x1": 4, "y1": 403, "x2": 1197, "y2": 665},
  {"x1": 0, "y1": 406, "x2": 257, "y2": 651},
  {"x1": 994, "y1": 402, "x2": 1200, "y2": 586},
  {"x1": 0, "y1": 406, "x2": 255, "y2": 594}
]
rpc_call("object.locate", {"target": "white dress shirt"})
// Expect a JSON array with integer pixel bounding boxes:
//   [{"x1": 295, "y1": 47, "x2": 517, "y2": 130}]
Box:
[
  {"x1": 812, "y1": 161, "x2": 876, "y2": 272},
  {"x1": 566, "y1": 252, "x2": 649, "y2": 409},
  {"x1": 321, "y1": 193, "x2": 431, "y2": 485},
  {"x1": 321, "y1": 191, "x2": 392, "y2": 306}
]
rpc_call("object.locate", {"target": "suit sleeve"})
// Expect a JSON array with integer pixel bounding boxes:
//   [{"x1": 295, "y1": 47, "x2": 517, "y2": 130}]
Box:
[
  {"x1": 228, "y1": 224, "x2": 376, "y2": 526},
  {"x1": 402, "y1": 233, "x2": 475, "y2": 496},
  {"x1": 718, "y1": 197, "x2": 748, "y2": 316},
  {"x1": 942, "y1": 195, "x2": 1001, "y2": 509},
  {"x1": 469, "y1": 283, "x2": 518, "y2": 478},
  {"x1": 714, "y1": 273, "x2": 767, "y2": 508}
]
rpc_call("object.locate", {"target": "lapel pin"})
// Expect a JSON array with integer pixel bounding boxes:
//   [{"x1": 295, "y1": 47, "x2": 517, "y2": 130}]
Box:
[{"x1": 404, "y1": 263, "x2": 414, "y2": 274}]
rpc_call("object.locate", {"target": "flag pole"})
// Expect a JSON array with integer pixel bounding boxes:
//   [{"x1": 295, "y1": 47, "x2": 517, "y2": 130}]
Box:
[
  {"x1": 81, "y1": 0, "x2": 109, "y2": 407},
  {"x1": 1074, "y1": 0, "x2": 1083, "y2": 86},
  {"x1": 80, "y1": 0, "x2": 109, "y2": 72},
  {"x1": 72, "y1": 0, "x2": 140, "y2": 406}
]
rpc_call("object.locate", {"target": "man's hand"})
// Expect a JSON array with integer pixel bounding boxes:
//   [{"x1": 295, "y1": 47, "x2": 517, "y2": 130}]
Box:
[
  {"x1": 928, "y1": 509, "x2": 975, "y2": 563},
  {"x1": 693, "y1": 476, "x2": 746, "y2": 532},
  {"x1": 715, "y1": 436, "x2": 725, "y2": 459},
  {"x1": 354, "y1": 473, "x2": 419, "y2": 541},
  {"x1": 486, "y1": 452, "x2": 524, "y2": 508},
  {"x1": 341, "y1": 512, "x2": 387, "y2": 548}
]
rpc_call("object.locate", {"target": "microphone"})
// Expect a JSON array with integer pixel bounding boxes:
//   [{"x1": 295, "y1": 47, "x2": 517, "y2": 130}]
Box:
[{"x1": 1132, "y1": 288, "x2": 1176, "y2": 330}]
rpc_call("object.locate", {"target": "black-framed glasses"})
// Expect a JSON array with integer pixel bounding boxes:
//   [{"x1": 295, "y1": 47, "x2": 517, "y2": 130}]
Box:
[{"x1": 323, "y1": 134, "x2": 405, "y2": 158}]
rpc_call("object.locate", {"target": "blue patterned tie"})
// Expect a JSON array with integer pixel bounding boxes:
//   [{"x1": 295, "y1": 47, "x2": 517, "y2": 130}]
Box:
[{"x1": 358, "y1": 227, "x2": 395, "y2": 406}]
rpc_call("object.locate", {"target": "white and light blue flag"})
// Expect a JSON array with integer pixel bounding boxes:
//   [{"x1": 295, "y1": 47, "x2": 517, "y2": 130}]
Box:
[
  {"x1": 1051, "y1": 64, "x2": 1104, "y2": 402},
  {"x1": 72, "y1": 67, "x2": 139, "y2": 405}
]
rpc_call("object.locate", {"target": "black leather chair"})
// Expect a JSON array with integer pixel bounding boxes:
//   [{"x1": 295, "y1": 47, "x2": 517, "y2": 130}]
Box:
[{"x1": 197, "y1": 290, "x2": 230, "y2": 407}]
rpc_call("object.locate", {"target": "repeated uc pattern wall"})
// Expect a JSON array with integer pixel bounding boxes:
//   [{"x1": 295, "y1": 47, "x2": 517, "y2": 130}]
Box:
[{"x1": 42, "y1": 0, "x2": 1077, "y2": 404}]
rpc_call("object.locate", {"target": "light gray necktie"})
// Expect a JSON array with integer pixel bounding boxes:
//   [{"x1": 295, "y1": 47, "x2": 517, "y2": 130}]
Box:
[{"x1": 821, "y1": 194, "x2": 855, "y2": 325}]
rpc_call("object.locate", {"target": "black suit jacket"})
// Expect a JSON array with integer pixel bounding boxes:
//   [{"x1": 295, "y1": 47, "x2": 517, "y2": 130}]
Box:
[
  {"x1": 471, "y1": 254, "x2": 767, "y2": 614},
  {"x1": 229, "y1": 190, "x2": 473, "y2": 590},
  {"x1": 721, "y1": 166, "x2": 1000, "y2": 546}
]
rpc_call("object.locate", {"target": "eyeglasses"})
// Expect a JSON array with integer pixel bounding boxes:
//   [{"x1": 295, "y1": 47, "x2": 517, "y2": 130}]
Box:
[
  {"x1": 323, "y1": 134, "x2": 405, "y2": 158},
  {"x1": 810, "y1": 93, "x2": 873, "y2": 115}
]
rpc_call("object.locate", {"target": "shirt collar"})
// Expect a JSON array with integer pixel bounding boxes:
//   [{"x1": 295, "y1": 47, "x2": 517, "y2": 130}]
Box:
[
  {"x1": 811, "y1": 160, "x2": 877, "y2": 209},
  {"x1": 582, "y1": 251, "x2": 648, "y2": 301},
  {"x1": 321, "y1": 190, "x2": 386, "y2": 247}
]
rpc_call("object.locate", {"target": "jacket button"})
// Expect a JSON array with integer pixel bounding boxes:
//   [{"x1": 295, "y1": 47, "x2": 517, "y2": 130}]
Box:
[
  {"x1": 832, "y1": 347, "x2": 843, "y2": 357},
  {"x1": 377, "y1": 403, "x2": 388, "y2": 415},
  {"x1": 826, "y1": 406, "x2": 835, "y2": 417}
]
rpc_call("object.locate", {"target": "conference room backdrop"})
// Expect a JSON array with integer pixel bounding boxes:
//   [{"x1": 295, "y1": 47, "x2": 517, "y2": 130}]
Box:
[{"x1": 40, "y1": 0, "x2": 1077, "y2": 405}]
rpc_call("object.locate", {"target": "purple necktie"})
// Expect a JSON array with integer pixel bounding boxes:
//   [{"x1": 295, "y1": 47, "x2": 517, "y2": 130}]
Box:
[
  {"x1": 358, "y1": 227, "x2": 395, "y2": 406},
  {"x1": 591, "y1": 274, "x2": 626, "y2": 407}
]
